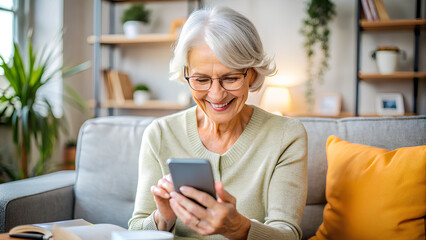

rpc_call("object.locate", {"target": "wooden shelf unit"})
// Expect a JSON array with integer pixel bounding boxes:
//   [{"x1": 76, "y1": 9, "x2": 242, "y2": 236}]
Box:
[
  {"x1": 91, "y1": 0, "x2": 202, "y2": 117},
  {"x1": 359, "y1": 72, "x2": 426, "y2": 81},
  {"x1": 87, "y1": 34, "x2": 178, "y2": 45},
  {"x1": 355, "y1": 0, "x2": 424, "y2": 116},
  {"x1": 360, "y1": 19, "x2": 426, "y2": 31}
]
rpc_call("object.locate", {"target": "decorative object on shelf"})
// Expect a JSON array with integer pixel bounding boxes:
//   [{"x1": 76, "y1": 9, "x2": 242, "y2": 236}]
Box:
[
  {"x1": 64, "y1": 140, "x2": 77, "y2": 170},
  {"x1": 133, "y1": 84, "x2": 151, "y2": 105},
  {"x1": 105, "y1": 70, "x2": 134, "y2": 104},
  {"x1": 314, "y1": 92, "x2": 342, "y2": 116},
  {"x1": 0, "y1": 38, "x2": 89, "y2": 179},
  {"x1": 300, "y1": 0, "x2": 336, "y2": 110},
  {"x1": 371, "y1": 45, "x2": 406, "y2": 74},
  {"x1": 260, "y1": 85, "x2": 292, "y2": 116},
  {"x1": 121, "y1": 3, "x2": 151, "y2": 39},
  {"x1": 376, "y1": 93, "x2": 404, "y2": 115}
]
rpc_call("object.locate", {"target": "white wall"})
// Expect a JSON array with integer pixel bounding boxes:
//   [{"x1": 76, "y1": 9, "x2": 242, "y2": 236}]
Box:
[
  {"x1": 62, "y1": 0, "x2": 425, "y2": 137},
  {"x1": 29, "y1": 0, "x2": 64, "y2": 170}
]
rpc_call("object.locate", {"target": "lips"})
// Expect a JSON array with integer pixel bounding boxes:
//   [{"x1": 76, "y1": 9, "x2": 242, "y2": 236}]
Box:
[{"x1": 208, "y1": 98, "x2": 235, "y2": 111}]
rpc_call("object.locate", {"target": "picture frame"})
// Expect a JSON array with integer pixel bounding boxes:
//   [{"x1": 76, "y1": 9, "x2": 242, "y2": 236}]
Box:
[
  {"x1": 376, "y1": 93, "x2": 404, "y2": 115},
  {"x1": 314, "y1": 93, "x2": 342, "y2": 116}
]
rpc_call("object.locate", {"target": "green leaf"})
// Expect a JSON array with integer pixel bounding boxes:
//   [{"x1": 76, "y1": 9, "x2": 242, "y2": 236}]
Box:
[{"x1": 62, "y1": 61, "x2": 90, "y2": 78}]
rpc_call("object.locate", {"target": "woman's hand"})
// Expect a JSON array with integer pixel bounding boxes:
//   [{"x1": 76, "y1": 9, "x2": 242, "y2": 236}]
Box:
[
  {"x1": 169, "y1": 182, "x2": 251, "y2": 240},
  {"x1": 151, "y1": 174, "x2": 177, "y2": 231}
]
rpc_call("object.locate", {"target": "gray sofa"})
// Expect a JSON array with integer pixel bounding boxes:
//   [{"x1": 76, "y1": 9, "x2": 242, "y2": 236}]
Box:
[{"x1": 1, "y1": 114, "x2": 425, "y2": 239}]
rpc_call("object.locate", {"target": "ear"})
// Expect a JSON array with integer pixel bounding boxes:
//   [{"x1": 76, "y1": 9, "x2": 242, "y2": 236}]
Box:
[{"x1": 249, "y1": 69, "x2": 257, "y2": 87}]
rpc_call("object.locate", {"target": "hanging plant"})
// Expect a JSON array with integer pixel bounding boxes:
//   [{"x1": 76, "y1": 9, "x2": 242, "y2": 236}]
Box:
[{"x1": 300, "y1": 0, "x2": 336, "y2": 109}]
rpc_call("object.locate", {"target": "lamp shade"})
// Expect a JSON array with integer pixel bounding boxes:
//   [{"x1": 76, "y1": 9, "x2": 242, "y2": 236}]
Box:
[{"x1": 260, "y1": 86, "x2": 291, "y2": 115}]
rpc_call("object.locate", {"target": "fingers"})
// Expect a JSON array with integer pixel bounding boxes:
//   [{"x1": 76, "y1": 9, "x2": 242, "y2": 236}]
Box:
[
  {"x1": 215, "y1": 182, "x2": 236, "y2": 205},
  {"x1": 180, "y1": 186, "x2": 217, "y2": 208},
  {"x1": 151, "y1": 174, "x2": 174, "y2": 199},
  {"x1": 170, "y1": 191, "x2": 207, "y2": 219},
  {"x1": 169, "y1": 197, "x2": 201, "y2": 230}
]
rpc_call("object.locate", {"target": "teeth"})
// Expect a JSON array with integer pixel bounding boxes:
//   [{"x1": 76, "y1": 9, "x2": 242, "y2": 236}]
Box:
[{"x1": 211, "y1": 101, "x2": 230, "y2": 108}]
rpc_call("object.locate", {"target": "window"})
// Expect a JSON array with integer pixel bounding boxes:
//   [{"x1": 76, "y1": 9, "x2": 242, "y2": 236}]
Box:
[{"x1": 0, "y1": 0, "x2": 15, "y2": 75}]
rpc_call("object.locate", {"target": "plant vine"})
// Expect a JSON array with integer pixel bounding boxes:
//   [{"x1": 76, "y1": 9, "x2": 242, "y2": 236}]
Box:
[{"x1": 300, "y1": 0, "x2": 336, "y2": 109}]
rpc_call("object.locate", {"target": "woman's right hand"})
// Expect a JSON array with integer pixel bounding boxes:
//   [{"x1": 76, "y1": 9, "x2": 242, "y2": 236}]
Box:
[{"x1": 151, "y1": 174, "x2": 177, "y2": 231}]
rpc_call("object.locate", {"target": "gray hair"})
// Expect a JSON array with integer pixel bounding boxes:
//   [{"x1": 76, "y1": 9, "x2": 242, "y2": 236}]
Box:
[{"x1": 169, "y1": 6, "x2": 276, "y2": 92}]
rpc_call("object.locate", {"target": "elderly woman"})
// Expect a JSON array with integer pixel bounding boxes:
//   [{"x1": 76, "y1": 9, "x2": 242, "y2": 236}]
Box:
[{"x1": 129, "y1": 6, "x2": 307, "y2": 240}]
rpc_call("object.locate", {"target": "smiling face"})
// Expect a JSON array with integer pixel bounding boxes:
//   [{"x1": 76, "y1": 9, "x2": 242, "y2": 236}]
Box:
[{"x1": 187, "y1": 45, "x2": 255, "y2": 124}]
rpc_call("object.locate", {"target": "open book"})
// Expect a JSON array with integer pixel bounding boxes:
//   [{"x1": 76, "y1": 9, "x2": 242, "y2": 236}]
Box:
[{"x1": 9, "y1": 219, "x2": 127, "y2": 240}]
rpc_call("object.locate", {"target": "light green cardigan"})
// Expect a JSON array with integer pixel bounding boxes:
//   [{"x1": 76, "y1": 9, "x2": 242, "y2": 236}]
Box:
[{"x1": 129, "y1": 105, "x2": 308, "y2": 240}]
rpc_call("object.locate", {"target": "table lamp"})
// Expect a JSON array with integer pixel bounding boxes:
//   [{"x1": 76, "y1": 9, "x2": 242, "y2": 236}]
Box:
[{"x1": 260, "y1": 85, "x2": 291, "y2": 116}]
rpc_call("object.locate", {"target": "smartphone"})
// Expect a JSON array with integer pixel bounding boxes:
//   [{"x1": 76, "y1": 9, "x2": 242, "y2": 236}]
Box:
[{"x1": 167, "y1": 158, "x2": 217, "y2": 204}]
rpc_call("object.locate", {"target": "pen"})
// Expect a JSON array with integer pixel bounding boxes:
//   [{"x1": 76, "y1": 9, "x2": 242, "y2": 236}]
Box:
[{"x1": 9, "y1": 233, "x2": 51, "y2": 240}]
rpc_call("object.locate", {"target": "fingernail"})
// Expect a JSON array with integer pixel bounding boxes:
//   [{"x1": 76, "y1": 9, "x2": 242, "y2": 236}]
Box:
[
  {"x1": 180, "y1": 186, "x2": 188, "y2": 193},
  {"x1": 164, "y1": 193, "x2": 170, "y2": 198},
  {"x1": 170, "y1": 192, "x2": 177, "y2": 198},
  {"x1": 169, "y1": 198, "x2": 175, "y2": 206}
]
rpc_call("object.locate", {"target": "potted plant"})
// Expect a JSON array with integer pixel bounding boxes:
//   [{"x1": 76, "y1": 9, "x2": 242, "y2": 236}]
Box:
[
  {"x1": 64, "y1": 140, "x2": 77, "y2": 170},
  {"x1": 300, "y1": 0, "x2": 336, "y2": 110},
  {"x1": 0, "y1": 38, "x2": 88, "y2": 179},
  {"x1": 133, "y1": 84, "x2": 150, "y2": 105},
  {"x1": 121, "y1": 3, "x2": 151, "y2": 39}
]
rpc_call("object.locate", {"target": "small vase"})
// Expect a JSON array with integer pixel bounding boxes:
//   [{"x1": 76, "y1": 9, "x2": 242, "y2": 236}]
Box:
[
  {"x1": 123, "y1": 21, "x2": 143, "y2": 39},
  {"x1": 371, "y1": 46, "x2": 406, "y2": 74},
  {"x1": 133, "y1": 90, "x2": 150, "y2": 105},
  {"x1": 375, "y1": 51, "x2": 398, "y2": 74}
]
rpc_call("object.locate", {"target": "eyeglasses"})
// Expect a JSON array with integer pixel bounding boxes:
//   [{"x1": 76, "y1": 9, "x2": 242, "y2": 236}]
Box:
[{"x1": 184, "y1": 67, "x2": 248, "y2": 91}]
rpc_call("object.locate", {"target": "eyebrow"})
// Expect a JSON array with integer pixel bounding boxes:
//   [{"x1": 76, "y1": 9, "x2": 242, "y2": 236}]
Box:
[{"x1": 191, "y1": 70, "x2": 243, "y2": 76}]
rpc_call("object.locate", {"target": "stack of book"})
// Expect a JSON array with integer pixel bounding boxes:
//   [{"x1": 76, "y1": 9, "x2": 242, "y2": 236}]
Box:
[
  {"x1": 361, "y1": 0, "x2": 389, "y2": 21},
  {"x1": 104, "y1": 70, "x2": 134, "y2": 104}
]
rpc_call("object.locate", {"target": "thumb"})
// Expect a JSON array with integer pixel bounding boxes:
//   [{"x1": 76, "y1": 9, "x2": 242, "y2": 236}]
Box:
[{"x1": 215, "y1": 181, "x2": 236, "y2": 205}]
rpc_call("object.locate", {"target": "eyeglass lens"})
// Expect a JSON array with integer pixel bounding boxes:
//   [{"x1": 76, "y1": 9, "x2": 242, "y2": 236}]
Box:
[{"x1": 185, "y1": 68, "x2": 247, "y2": 91}]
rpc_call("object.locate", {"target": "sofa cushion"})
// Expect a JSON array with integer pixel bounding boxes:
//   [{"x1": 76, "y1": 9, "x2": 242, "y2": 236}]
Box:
[
  {"x1": 73, "y1": 116, "x2": 155, "y2": 228},
  {"x1": 310, "y1": 136, "x2": 426, "y2": 240}
]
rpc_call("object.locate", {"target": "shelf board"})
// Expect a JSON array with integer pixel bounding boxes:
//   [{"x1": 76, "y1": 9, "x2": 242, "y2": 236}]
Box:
[
  {"x1": 360, "y1": 19, "x2": 426, "y2": 31},
  {"x1": 106, "y1": 0, "x2": 196, "y2": 2},
  {"x1": 359, "y1": 72, "x2": 426, "y2": 81},
  {"x1": 87, "y1": 34, "x2": 178, "y2": 45},
  {"x1": 88, "y1": 100, "x2": 189, "y2": 110}
]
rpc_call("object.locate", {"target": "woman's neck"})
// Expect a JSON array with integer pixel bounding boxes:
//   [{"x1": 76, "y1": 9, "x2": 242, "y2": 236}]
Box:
[
  {"x1": 196, "y1": 105, "x2": 253, "y2": 154},
  {"x1": 197, "y1": 105, "x2": 253, "y2": 136}
]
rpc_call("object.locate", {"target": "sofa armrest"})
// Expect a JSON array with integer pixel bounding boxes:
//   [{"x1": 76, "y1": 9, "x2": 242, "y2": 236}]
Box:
[{"x1": 0, "y1": 170, "x2": 76, "y2": 233}]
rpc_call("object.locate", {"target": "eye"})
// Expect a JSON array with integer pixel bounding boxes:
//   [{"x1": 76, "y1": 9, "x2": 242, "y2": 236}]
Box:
[
  {"x1": 191, "y1": 77, "x2": 210, "y2": 83},
  {"x1": 221, "y1": 77, "x2": 239, "y2": 83}
]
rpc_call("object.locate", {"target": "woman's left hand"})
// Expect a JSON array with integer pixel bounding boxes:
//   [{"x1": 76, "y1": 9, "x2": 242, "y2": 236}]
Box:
[{"x1": 169, "y1": 182, "x2": 251, "y2": 240}]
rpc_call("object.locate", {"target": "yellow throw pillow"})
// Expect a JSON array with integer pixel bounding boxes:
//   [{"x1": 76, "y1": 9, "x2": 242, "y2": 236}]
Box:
[{"x1": 310, "y1": 136, "x2": 426, "y2": 240}]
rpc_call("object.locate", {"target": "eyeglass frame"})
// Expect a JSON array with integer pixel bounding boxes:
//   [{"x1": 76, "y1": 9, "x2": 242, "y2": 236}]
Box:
[{"x1": 184, "y1": 66, "x2": 249, "y2": 91}]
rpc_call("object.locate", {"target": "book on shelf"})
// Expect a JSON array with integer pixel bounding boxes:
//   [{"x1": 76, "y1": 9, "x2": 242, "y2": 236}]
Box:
[
  {"x1": 373, "y1": 0, "x2": 390, "y2": 20},
  {"x1": 104, "y1": 70, "x2": 115, "y2": 101},
  {"x1": 367, "y1": 0, "x2": 379, "y2": 21},
  {"x1": 9, "y1": 219, "x2": 127, "y2": 240},
  {"x1": 361, "y1": 0, "x2": 373, "y2": 21},
  {"x1": 104, "y1": 70, "x2": 135, "y2": 104}
]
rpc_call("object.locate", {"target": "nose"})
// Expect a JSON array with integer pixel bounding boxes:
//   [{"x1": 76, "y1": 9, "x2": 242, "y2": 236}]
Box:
[{"x1": 208, "y1": 79, "x2": 226, "y2": 102}]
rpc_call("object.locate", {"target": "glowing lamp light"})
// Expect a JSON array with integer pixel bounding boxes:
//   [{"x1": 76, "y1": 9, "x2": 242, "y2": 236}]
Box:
[{"x1": 260, "y1": 86, "x2": 292, "y2": 116}]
